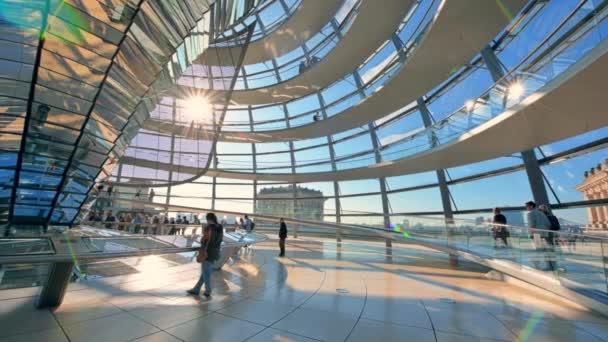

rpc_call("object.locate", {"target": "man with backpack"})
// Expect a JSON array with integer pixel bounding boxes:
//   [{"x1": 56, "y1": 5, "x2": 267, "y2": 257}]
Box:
[
  {"x1": 244, "y1": 215, "x2": 255, "y2": 233},
  {"x1": 187, "y1": 213, "x2": 223, "y2": 298}
]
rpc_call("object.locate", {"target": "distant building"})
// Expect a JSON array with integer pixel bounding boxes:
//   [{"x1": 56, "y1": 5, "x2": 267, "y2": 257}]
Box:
[
  {"x1": 576, "y1": 159, "x2": 608, "y2": 229},
  {"x1": 256, "y1": 185, "x2": 325, "y2": 221}
]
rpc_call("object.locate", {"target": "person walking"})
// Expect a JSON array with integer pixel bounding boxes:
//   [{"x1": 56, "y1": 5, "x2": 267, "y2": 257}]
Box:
[
  {"x1": 526, "y1": 201, "x2": 553, "y2": 271},
  {"x1": 187, "y1": 213, "x2": 224, "y2": 298},
  {"x1": 539, "y1": 204, "x2": 561, "y2": 271},
  {"x1": 279, "y1": 218, "x2": 288, "y2": 257},
  {"x1": 492, "y1": 208, "x2": 509, "y2": 248}
]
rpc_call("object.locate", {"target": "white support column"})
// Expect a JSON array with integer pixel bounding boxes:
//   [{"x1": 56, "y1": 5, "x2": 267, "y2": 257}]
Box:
[{"x1": 585, "y1": 191, "x2": 598, "y2": 228}]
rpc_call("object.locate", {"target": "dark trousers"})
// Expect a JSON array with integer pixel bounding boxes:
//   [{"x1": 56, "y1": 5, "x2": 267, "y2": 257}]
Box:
[
  {"x1": 279, "y1": 238, "x2": 286, "y2": 256},
  {"x1": 494, "y1": 235, "x2": 508, "y2": 246}
]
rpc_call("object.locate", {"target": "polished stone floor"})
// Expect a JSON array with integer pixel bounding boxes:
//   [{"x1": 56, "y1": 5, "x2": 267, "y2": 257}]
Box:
[{"x1": 1, "y1": 237, "x2": 608, "y2": 341}]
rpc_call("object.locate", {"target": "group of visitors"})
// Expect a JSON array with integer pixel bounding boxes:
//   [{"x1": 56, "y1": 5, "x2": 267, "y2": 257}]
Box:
[
  {"x1": 86, "y1": 211, "x2": 202, "y2": 235},
  {"x1": 87, "y1": 209, "x2": 288, "y2": 299},
  {"x1": 492, "y1": 201, "x2": 573, "y2": 272},
  {"x1": 134, "y1": 188, "x2": 155, "y2": 202},
  {"x1": 526, "y1": 201, "x2": 562, "y2": 271},
  {"x1": 238, "y1": 215, "x2": 255, "y2": 233},
  {"x1": 94, "y1": 183, "x2": 156, "y2": 203}
]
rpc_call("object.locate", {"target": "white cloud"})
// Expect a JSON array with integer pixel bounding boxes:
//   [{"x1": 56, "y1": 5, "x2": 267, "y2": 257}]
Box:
[{"x1": 565, "y1": 170, "x2": 575, "y2": 179}]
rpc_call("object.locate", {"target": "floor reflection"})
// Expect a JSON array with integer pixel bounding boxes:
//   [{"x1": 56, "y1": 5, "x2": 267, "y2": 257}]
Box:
[{"x1": 1, "y1": 236, "x2": 607, "y2": 341}]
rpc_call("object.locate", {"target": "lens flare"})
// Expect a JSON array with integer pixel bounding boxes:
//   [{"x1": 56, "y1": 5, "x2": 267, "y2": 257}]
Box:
[
  {"x1": 508, "y1": 81, "x2": 525, "y2": 100},
  {"x1": 388, "y1": 224, "x2": 410, "y2": 238},
  {"x1": 517, "y1": 311, "x2": 544, "y2": 341},
  {"x1": 63, "y1": 231, "x2": 83, "y2": 274},
  {"x1": 495, "y1": 0, "x2": 514, "y2": 21},
  {"x1": 42, "y1": 1, "x2": 88, "y2": 43},
  {"x1": 465, "y1": 100, "x2": 475, "y2": 112},
  {"x1": 180, "y1": 95, "x2": 213, "y2": 123}
]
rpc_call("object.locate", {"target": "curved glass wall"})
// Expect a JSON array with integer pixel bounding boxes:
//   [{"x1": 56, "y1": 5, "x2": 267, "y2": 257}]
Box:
[
  {"x1": 156, "y1": 0, "x2": 441, "y2": 132},
  {"x1": 105, "y1": 129, "x2": 607, "y2": 227},
  {"x1": 114, "y1": 31, "x2": 253, "y2": 186},
  {"x1": 153, "y1": 0, "x2": 606, "y2": 175},
  {"x1": 103, "y1": 0, "x2": 608, "y2": 235},
  {"x1": 0, "y1": 0, "x2": 258, "y2": 228}
]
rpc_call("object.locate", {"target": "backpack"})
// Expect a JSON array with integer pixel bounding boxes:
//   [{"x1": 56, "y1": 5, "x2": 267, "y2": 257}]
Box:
[
  {"x1": 548, "y1": 215, "x2": 561, "y2": 231},
  {"x1": 250, "y1": 221, "x2": 255, "y2": 231}
]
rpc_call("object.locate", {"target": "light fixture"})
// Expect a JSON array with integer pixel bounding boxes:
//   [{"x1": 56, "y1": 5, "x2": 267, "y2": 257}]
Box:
[
  {"x1": 181, "y1": 95, "x2": 213, "y2": 123},
  {"x1": 508, "y1": 81, "x2": 525, "y2": 99}
]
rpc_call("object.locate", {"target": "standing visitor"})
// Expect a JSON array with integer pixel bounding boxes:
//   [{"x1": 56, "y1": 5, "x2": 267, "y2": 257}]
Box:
[
  {"x1": 152, "y1": 215, "x2": 160, "y2": 234},
  {"x1": 491, "y1": 208, "x2": 509, "y2": 248},
  {"x1": 104, "y1": 210, "x2": 117, "y2": 229},
  {"x1": 526, "y1": 201, "x2": 553, "y2": 271},
  {"x1": 188, "y1": 213, "x2": 224, "y2": 298},
  {"x1": 149, "y1": 188, "x2": 155, "y2": 203},
  {"x1": 169, "y1": 217, "x2": 177, "y2": 235},
  {"x1": 538, "y1": 204, "x2": 561, "y2": 246},
  {"x1": 279, "y1": 218, "x2": 287, "y2": 257},
  {"x1": 124, "y1": 213, "x2": 133, "y2": 232},
  {"x1": 182, "y1": 216, "x2": 190, "y2": 235},
  {"x1": 244, "y1": 215, "x2": 254, "y2": 233},
  {"x1": 539, "y1": 204, "x2": 561, "y2": 271},
  {"x1": 133, "y1": 213, "x2": 144, "y2": 234}
]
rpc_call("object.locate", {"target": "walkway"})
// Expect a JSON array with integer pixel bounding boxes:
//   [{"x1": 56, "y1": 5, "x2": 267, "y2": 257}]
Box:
[
  {"x1": 175, "y1": 0, "x2": 526, "y2": 125},
  {"x1": 202, "y1": 0, "x2": 343, "y2": 66},
  {"x1": 222, "y1": 0, "x2": 411, "y2": 104},
  {"x1": 129, "y1": 37, "x2": 608, "y2": 182},
  {"x1": 1, "y1": 238, "x2": 607, "y2": 341}
]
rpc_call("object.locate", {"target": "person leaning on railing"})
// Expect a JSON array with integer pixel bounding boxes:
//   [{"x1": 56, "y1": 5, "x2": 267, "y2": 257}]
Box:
[
  {"x1": 491, "y1": 208, "x2": 509, "y2": 248},
  {"x1": 526, "y1": 201, "x2": 555, "y2": 271},
  {"x1": 539, "y1": 204, "x2": 561, "y2": 247}
]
